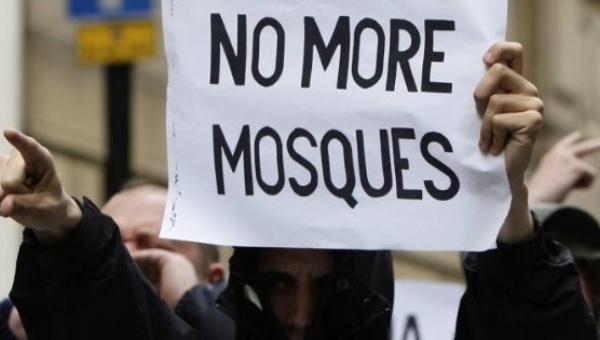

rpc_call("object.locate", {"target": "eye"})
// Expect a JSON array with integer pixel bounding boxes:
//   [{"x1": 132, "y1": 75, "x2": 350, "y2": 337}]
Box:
[
  {"x1": 259, "y1": 272, "x2": 296, "y2": 297},
  {"x1": 315, "y1": 272, "x2": 335, "y2": 287}
]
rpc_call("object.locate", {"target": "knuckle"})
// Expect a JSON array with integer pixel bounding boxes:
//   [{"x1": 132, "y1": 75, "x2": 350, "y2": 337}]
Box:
[
  {"x1": 489, "y1": 62, "x2": 507, "y2": 76},
  {"x1": 528, "y1": 83, "x2": 540, "y2": 97},
  {"x1": 534, "y1": 97, "x2": 544, "y2": 114},
  {"x1": 0, "y1": 177, "x2": 17, "y2": 191},
  {"x1": 472, "y1": 85, "x2": 484, "y2": 98},
  {"x1": 527, "y1": 110, "x2": 544, "y2": 129},
  {"x1": 513, "y1": 42, "x2": 524, "y2": 55},
  {"x1": 490, "y1": 113, "x2": 502, "y2": 126},
  {"x1": 473, "y1": 89, "x2": 486, "y2": 104},
  {"x1": 40, "y1": 146, "x2": 52, "y2": 159},
  {"x1": 488, "y1": 94, "x2": 503, "y2": 111}
]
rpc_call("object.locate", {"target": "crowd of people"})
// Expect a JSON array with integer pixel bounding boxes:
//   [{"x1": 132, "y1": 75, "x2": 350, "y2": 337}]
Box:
[{"x1": 0, "y1": 38, "x2": 599, "y2": 339}]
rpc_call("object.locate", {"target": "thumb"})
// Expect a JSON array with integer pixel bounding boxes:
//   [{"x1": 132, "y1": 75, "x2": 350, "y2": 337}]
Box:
[
  {"x1": 1, "y1": 192, "x2": 81, "y2": 235},
  {"x1": 0, "y1": 193, "x2": 46, "y2": 228},
  {"x1": 0, "y1": 193, "x2": 50, "y2": 225},
  {"x1": 0, "y1": 194, "x2": 41, "y2": 218}
]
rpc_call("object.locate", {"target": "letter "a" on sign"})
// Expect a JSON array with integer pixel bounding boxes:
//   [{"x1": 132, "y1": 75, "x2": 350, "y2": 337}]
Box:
[{"x1": 402, "y1": 315, "x2": 422, "y2": 340}]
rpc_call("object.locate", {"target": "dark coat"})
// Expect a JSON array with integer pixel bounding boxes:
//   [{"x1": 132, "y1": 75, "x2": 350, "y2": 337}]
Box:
[
  {"x1": 456, "y1": 223, "x2": 598, "y2": 340},
  {"x1": 8, "y1": 199, "x2": 598, "y2": 340}
]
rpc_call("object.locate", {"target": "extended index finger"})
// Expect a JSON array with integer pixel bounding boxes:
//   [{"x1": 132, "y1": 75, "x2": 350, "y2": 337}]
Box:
[
  {"x1": 3, "y1": 129, "x2": 48, "y2": 177},
  {"x1": 572, "y1": 137, "x2": 600, "y2": 157}
]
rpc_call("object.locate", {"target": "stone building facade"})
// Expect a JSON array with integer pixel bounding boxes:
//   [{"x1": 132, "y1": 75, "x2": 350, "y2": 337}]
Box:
[{"x1": 19, "y1": 0, "x2": 600, "y2": 283}]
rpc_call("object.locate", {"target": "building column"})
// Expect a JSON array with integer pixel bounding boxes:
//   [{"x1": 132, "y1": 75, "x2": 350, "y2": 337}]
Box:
[{"x1": 0, "y1": 0, "x2": 24, "y2": 297}]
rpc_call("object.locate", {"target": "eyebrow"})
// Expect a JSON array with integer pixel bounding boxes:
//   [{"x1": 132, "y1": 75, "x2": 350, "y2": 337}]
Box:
[
  {"x1": 257, "y1": 271, "x2": 297, "y2": 283},
  {"x1": 257, "y1": 270, "x2": 333, "y2": 285}
]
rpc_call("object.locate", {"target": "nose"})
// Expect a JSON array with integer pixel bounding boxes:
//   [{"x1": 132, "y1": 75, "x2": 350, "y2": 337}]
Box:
[{"x1": 289, "y1": 284, "x2": 314, "y2": 333}]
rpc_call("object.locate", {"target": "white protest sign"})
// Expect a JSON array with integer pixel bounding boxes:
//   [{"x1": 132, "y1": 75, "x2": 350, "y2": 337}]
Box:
[
  {"x1": 392, "y1": 280, "x2": 465, "y2": 340},
  {"x1": 161, "y1": 0, "x2": 510, "y2": 250}
]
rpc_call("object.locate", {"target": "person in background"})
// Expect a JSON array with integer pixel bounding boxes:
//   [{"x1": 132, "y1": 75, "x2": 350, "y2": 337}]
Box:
[
  {"x1": 0, "y1": 182, "x2": 234, "y2": 340},
  {"x1": 106, "y1": 183, "x2": 235, "y2": 339},
  {"x1": 528, "y1": 131, "x2": 600, "y2": 334},
  {"x1": 528, "y1": 131, "x2": 600, "y2": 204},
  {"x1": 101, "y1": 182, "x2": 227, "y2": 307}
]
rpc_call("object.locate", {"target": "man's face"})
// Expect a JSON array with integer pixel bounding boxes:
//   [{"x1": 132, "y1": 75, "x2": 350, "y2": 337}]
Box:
[
  {"x1": 258, "y1": 249, "x2": 334, "y2": 340},
  {"x1": 102, "y1": 186, "x2": 207, "y2": 280}
]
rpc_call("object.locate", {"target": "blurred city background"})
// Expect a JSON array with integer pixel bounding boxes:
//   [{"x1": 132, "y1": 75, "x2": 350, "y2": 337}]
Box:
[{"x1": 1, "y1": 0, "x2": 600, "y2": 297}]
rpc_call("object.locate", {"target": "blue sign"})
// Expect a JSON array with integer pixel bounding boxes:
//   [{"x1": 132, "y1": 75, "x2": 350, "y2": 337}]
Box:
[{"x1": 68, "y1": 0, "x2": 153, "y2": 20}]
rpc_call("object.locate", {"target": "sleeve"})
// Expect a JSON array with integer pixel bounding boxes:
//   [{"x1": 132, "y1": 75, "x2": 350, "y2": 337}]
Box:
[
  {"x1": 174, "y1": 281, "x2": 236, "y2": 340},
  {"x1": 9, "y1": 198, "x2": 198, "y2": 340},
  {"x1": 455, "y1": 219, "x2": 598, "y2": 340},
  {"x1": 0, "y1": 299, "x2": 16, "y2": 340}
]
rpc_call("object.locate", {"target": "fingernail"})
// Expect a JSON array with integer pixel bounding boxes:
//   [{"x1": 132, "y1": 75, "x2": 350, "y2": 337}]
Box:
[
  {"x1": 479, "y1": 140, "x2": 488, "y2": 152},
  {"x1": 484, "y1": 52, "x2": 493, "y2": 63},
  {"x1": 491, "y1": 145, "x2": 501, "y2": 155}
]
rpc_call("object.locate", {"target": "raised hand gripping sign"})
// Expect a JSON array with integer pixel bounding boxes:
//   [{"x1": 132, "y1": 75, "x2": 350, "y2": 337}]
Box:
[{"x1": 161, "y1": 0, "x2": 509, "y2": 250}]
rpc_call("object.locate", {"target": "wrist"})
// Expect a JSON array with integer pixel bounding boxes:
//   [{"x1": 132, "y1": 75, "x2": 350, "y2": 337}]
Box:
[
  {"x1": 35, "y1": 196, "x2": 82, "y2": 245},
  {"x1": 498, "y1": 182, "x2": 535, "y2": 243}
]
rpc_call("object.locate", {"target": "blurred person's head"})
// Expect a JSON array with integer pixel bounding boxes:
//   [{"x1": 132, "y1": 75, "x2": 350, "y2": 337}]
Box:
[
  {"x1": 533, "y1": 204, "x2": 600, "y2": 326},
  {"x1": 575, "y1": 259, "x2": 600, "y2": 318},
  {"x1": 218, "y1": 247, "x2": 393, "y2": 339},
  {"x1": 101, "y1": 182, "x2": 224, "y2": 283}
]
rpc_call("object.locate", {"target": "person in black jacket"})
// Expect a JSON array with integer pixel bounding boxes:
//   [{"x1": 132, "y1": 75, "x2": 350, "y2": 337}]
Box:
[
  {"x1": 526, "y1": 130, "x2": 600, "y2": 335},
  {"x1": 0, "y1": 41, "x2": 596, "y2": 340},
  {"x1": 0, "y1": 182, "x2": 235, "y2": 340}
]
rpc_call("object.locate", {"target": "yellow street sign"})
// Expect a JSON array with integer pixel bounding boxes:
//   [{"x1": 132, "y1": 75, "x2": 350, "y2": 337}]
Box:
[{"x1": 77, "y1": 20, "x2": 155, "y2": 65}]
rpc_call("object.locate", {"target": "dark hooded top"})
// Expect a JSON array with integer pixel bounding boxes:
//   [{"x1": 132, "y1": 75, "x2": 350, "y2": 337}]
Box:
[{"x1": 216, "y1": 248, "x2": 394, "y2": 339}]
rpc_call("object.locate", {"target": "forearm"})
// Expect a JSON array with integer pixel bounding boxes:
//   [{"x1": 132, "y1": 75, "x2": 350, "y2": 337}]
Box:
[
  {"x1": 10, "y1": 198, "x2": 197, "y2": 339},
  {"x1": 32, "y1": 195, "x2": 82, "y2": 245},
  {"x1": 497, "y1": 181, "x2": 535, "y2": 243}
]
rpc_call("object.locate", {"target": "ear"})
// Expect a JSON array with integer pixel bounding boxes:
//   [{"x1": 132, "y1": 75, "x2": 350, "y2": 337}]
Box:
[{"x1": 207, "y1": 263, "x2": 226, "y2": 284}]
